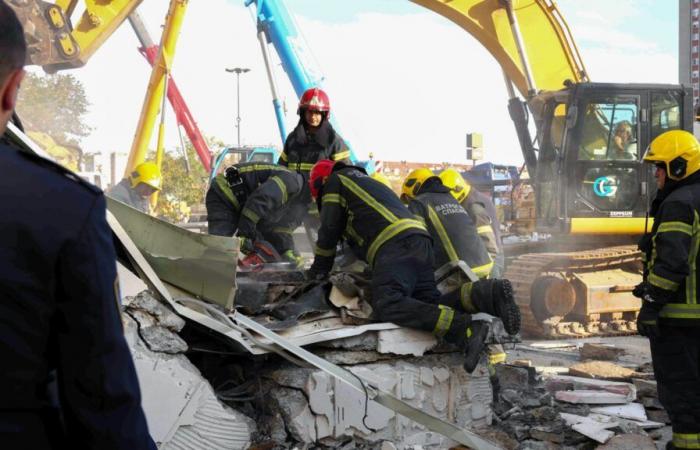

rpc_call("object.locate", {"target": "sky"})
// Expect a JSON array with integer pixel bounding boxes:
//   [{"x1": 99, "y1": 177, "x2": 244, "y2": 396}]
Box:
[{"x1": 42, "y1": 0, "x2": 678, "y2": 167}]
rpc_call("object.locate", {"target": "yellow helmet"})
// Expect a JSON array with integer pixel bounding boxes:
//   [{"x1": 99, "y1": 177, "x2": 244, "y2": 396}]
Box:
[
  {"x1": 130, "y1": 162, "x2": 162, "y2": 190},
  {"x1": 439, "y1": 168, "x2": 470, "y2": 202},
  {"x1": 644, "y1": 130, "x2": 700, "y2": 181},
  {"x1": 371, "y1": 171, "x2": 392, "y2": 189},
  {"x1": 401, "y1": 168, "x2": 434, "y2": 201}
]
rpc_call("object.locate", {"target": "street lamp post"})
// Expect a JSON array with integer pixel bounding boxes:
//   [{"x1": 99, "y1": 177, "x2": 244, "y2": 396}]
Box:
[{"x1": 225, "y1": 67, "x2": 251, "y2": 147}]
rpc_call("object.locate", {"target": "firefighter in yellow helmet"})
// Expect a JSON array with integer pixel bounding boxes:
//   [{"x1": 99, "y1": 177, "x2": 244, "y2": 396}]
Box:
[
  {"x1": 635, "y1": 130, "x2": 700, "y2": 450},
  {"x1": 440, "y1": 168, "x2": 504, "y2": 277},
  {"x1": 402, "y1": 168, "x2": 520, "y2": 335},
  {"x1": 107, "y1": 162, "x2": 161, "y2": 213}
]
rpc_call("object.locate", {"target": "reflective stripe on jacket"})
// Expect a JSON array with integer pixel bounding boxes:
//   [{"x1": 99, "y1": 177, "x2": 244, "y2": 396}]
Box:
[
  {"x1": 409, "y1": 177, "x2": 493, "y2": 278},
  {"x1": 642, "y1": 179, "x2": 700, "y2": 323},
  {"x1": 310, "y1": 164, "x2": 429, "y2": 274}
]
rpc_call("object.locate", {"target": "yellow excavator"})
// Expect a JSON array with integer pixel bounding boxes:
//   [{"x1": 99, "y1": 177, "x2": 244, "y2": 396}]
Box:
[
  {"x1": 11, "y1": 0, "x2": 693, "y2": 337},
  {"x1": 413, "y1": 0, "x2": 691, "y2": 337}
]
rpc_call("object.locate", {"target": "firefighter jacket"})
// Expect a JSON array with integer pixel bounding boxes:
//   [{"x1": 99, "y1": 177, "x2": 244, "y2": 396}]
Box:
[
  {"x1": 461, "y1": 188, "x2": 503, "y2": 260},
  {"x1": 310, "y1": 163, "x2": 429, "y2": 275},
  {"x1": 639, "y1": 171, "x2": 700, "y2": 325},
  {"x1": 279, "y1": 119, "x2": 351, "y2": 202},
  {"x1": 409, "y1": 177, "x2": 493, "y2": 278},
  {"x1": 206, "y1": 162, "x2": 305, "y2": 238}
]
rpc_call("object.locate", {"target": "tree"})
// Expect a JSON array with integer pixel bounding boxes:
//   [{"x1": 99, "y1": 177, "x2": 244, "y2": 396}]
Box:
[
  {"x1": 152, "y1": 137, "x2": 222, "y2": 222},
  {"x1": 15, "y1": 72, "x2": 92, "y2": 166}
]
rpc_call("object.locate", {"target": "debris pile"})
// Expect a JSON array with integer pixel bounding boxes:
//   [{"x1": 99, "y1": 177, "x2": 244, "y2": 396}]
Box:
[
  {"x1": 491, "y1": 357, "x2": 671, "y2": 449},
  {"x1": 123, "y1": 292, "x2": 257, "y2": 450}
]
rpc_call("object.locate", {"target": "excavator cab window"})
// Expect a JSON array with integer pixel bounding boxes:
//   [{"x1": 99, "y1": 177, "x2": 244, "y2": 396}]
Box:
[
  {"x1": 568, "y1": 95, "x2": 644, "y2": 215},
  {"x1": 651, "y1": 91, "x2": 682, "y2": 140}
]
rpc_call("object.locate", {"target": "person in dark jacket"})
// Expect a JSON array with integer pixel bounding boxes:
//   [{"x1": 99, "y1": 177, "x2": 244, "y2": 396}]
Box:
[
  {"x1": 635, "y1": 130, "x2": 700, "y2": 450},
  {"x1": 278, "y1": 87, "x2": 351, "y2": 195},
  {"x1": 402, "y1": 168, "x2": 520, "y2": 336},
  {"x1": 206, "y1": 162, "x2": 306, "y2": 264},
  {"x1": 306, "y1": 160, "x2": 490, "y2": 373},
  {"x1": 0, "y1": 5, "x2": 155, "y2": 448},
  {"x1": 440, "y1": 168, "x2": 505, "y2": 277}
]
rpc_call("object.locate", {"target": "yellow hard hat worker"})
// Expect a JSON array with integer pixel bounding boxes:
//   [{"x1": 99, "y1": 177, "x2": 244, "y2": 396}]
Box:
[
  {"x1": 370, "y1": 171, "x2": 392, "y2": 189},
  {"x1": 130, "y1": 161, "x2": 162, "y2": 191},
  {"x1": 401, "y1": 168, "x2": 434, "y2": 202},
  {"x1": 644, "y1": 130, "x2": 700, "y2": 181},
  {"x1": 439, "y1": 168, "x2": 471, "y2": 203}
]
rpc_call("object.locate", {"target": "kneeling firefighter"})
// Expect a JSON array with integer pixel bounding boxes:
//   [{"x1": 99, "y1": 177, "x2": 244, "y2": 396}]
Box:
[
  {"x1": 402, "y1": 168, "x2": 520, "y2": 336},
  {"x1": 206, "y1": 162, "x2": 306, "y2": 267},
  {"x1": 306, "y1": 159, "x2": 492, "y2": 372},
  {"x1": 635, "y1": 130, "x2": 700, "y2": 450}
]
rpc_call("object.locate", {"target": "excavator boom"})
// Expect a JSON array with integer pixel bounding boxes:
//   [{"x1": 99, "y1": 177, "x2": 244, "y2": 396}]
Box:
[{"x1": 411, "y1": 0, "x2": 588, "y2": 96}]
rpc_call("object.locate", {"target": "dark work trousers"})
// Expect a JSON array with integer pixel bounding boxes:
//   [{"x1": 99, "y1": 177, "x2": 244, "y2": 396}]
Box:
[
  {"x1": 649, "y1": 326, "x2": 700, "y2": 446},
  {"x1": 371, "y1": 234, "x2": 468, "y2": 340}
]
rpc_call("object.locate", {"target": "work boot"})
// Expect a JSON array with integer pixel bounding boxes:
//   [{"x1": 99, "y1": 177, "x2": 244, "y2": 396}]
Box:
[
  {"x1": 441, "y1": 310, "x2": 490, "y2": 374},
  {"x1": 462, "y1": 279, "x2": 521, "y2": 335}
]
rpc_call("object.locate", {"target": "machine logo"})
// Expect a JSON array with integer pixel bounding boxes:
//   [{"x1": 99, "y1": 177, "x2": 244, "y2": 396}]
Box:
[{"x1": 593, "y1": 176, "x2": 617, "y2": 197}]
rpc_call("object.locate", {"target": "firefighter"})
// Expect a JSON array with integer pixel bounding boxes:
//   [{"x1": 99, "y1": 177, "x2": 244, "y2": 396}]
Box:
[
  {"x1": 107, "y1": 161, "x2": 161, "y2": 213},
  {"x1": 306, "y1": 160, "x2": 490, "y2": 373},
  {"x1": 440, "y1": 168, "x2": 505, "y2": 277},
  {"x1": 206, "y1": 162, "x2": 306, "y2": 266},
  {"x1": 402, "y1": 168, "x2": 520, "y2": 335},
  {"x1": 0, "y1": 5, "x2": 155, "y2": 448},
  {"x1": 370, "y1": 171, "x2": 393, "y2": 190},
  {"x1": 278, "y1": 87, "x2": 352, "y2": 195},
  {"x1": 636, "y1": 130, "x2": 700, "y2": 450}
]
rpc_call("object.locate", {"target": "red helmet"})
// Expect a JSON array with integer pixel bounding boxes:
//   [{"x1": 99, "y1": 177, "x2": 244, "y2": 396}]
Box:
[
  {"x1": 298, "y1": 87, "x2": 331, "y2": 117},
  {"x1": 309, "y1": 159, "x2": 335, "y2": 199}
]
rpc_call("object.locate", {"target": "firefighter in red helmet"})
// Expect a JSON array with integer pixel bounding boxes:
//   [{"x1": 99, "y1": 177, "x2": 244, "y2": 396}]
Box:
[{"x1": 279, "y1": 87, "x2": 351, "y2": 203}]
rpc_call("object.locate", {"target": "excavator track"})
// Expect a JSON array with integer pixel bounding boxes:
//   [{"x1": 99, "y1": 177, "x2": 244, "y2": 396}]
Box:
[{"x1": 504, "y1": 245, "x2": 642, "y2": 339}]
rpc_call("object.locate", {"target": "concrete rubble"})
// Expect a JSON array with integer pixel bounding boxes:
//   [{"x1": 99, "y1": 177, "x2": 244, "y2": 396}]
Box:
[
  {"x1": 123, "y1": 292, "x2": 256, "y2": 450},
  {"x1": 490, "y1": 355, "x2": 672, "y2": 450}
]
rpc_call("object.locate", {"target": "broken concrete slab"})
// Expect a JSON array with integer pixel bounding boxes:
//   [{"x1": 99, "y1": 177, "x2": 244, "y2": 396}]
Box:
[
  {"x1": 123, "y1": 314, "x2": 255, "y2": 449},
  {"x1": 571, "y1": 420, "x2": 615, "y2": 444},
  {"x1": 263, "y1": 352, "x2": 493, "y2": 448},
  {"x1": 568, "y1": 361, "x2": 643, "y2": 381},
  {"x1": 579, "y1": 343, "x2": 625, "y2": 361},
  {"x1": 376, "y1": 328, "x2": 438, "y2": 356},
  {"x1": 496, "y1": 364, "x2": 535, "y2": 390},
  {"x1": 641, "y1": 396, "x2": 664, "y2": 410},
  {"x1": 590, "y1": 403, "x2": 647, "y2": 421},
  {"x1": 646, "y1": 409, "x2": 671, "y2": 425},
  {"x1": 596, "y1": 433, "x2": 656, "y2": 450},
  {"x1": 555, "y1": 390, "x2": 630, "y2": 404},
  {"x1": 545, "y1": 375, "x2": 636, "y2": 400},
  {"x1": 529, "y1": 425, "x2": 566, "y2": 443},
  {"x1": 633, "y1": 379, "x2": 658, "y2": 398},
  {"x1": 560, "y1": 412, "x2": 619, "y2": 430}
]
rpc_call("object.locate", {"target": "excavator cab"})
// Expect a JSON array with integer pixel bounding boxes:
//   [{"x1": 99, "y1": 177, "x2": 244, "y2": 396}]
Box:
[{"x1": 532, "y1": 83, "x2": 693, "y2": 237}]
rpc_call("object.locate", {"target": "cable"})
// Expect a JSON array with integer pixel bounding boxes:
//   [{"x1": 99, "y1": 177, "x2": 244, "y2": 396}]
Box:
[
  {"x1": 124, "y1": 309, "x2": 182, "y2": 355},
  {"x1": 343, "y1": 367, "x2": 379, "y2": 433}
]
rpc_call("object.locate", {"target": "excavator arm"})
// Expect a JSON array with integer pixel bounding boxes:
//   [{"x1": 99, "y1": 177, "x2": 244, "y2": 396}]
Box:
[
  {"x1": 10, "y1": 0, "x2": 143, "y2": 73},
  {"x1": 410, "y1": 0, "x2": 589, "y2": 97}
]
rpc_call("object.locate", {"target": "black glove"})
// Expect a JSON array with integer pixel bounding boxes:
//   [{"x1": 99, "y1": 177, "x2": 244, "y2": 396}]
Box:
[
  {"x1": 237, "y1": 218, "x2": 257, "y2": 241},
  {"x1": 632, "y1": 282, "x2": 647, "y2": 299},
  {"x1": 637, "y1": 299, "x2": 664, "y2": 338}
]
